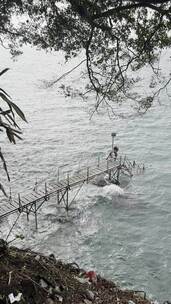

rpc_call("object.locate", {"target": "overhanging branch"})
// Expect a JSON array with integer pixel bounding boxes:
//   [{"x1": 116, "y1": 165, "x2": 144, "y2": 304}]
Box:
[{"x1": 92, "y1": 2, "x2": 170, "y2": 20}]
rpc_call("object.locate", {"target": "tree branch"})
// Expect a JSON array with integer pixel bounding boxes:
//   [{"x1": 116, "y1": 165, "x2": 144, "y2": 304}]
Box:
[{"x1": 92, "y1": 2, "x2": 170, "y2": 20}]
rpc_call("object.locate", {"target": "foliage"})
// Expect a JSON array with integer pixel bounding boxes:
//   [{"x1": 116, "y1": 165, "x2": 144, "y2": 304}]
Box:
[
  {"x1": 0, "y1": 68, "x2": 27, "y2": 196},
  {"x1": 0, "y1": 1, "x2": 171, "y2": 115}
]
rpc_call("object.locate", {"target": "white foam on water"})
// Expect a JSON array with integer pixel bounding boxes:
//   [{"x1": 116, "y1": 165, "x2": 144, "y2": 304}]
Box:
[{"x1": 102, "y1": 184, "x2": 125, "y2": 197}]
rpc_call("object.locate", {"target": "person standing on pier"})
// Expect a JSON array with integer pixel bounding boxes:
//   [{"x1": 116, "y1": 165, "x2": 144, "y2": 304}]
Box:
[
  {"x1": 113, "y1": 146, "x2": 119, "y2": 160},
  {"x1": 106, "y1": 146, "x2": 119, "y2": 160}
]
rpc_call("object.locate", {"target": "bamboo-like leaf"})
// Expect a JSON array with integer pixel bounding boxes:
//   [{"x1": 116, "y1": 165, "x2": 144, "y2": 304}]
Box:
[
  {"x1": 0, "y1": 68, "x2": 9, "y2": 77},
  {"x1": 0, "y1": 92, "x2": 11, "y2": 104},
  {"x1": 0, "y1": 68, "x2": 26, "y2": 197},
  {"x1": 0, "y1": 148, "x2": 10, "y2": 181},
  {"x1": 9, "y1": 101, "x2": 27, "y2": 122},
  {"x1": 9, "y1": 127, "x2": 22, "y2": 134},
  {"x1": 13, "y1": 133, "x2": 23, "y2": 141},
  {"x1": 3, "y1": 124, "x2": 22, "y2": 134},
  {"x1": 0, "y1": 110, "x2": 11, "y2": 115},
  {"x1": 0, "y1": 92, "x2": 27, "y2": 122},
  {"x1": 6, "y1": 128, "x2": 16, "y2": 144},
  {"x1": 0, "y1": 87, "x2": 11, "y2": 98},
  {"x1": 5, "y1": 113, "x2": 20, "y2": 129}
]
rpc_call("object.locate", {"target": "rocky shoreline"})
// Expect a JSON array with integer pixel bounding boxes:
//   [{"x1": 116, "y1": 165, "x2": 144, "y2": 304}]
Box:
[{"x1": 0, "y1": 239, "x2": 151, "y2": 304}]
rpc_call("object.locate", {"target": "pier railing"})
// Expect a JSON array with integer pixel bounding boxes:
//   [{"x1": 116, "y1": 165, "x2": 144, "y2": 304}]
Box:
[{"x1": 0, "y1": 154, "x2": 145, "y2": 228}]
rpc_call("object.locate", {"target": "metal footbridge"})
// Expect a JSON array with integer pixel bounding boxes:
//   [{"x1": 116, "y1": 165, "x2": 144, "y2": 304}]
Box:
[{"x1": 0, "y1": 155, "x2": 143, "y2": 228}]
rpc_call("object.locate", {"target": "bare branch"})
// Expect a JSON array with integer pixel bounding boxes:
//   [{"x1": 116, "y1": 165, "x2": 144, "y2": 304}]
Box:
[{"x1": 44, "y1": 59, "x2": 86, "y2": 88}]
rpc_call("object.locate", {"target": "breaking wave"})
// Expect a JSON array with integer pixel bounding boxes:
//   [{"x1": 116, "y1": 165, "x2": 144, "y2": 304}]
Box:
[{"x1": 102, "y1": 184, "x2": 125, "y2": 197}]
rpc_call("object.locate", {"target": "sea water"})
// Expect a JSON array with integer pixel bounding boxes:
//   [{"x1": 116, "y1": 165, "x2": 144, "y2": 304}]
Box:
[{"x1": 0, "y1": 47, "x2": 171, "y2": 302}]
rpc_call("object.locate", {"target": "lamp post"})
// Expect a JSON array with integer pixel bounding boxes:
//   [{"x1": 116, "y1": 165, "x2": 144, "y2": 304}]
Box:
[
  {"x1": 57, "y1": 164, "x2": 68, "y2": 182},
  {"x1": 111, "y1": 132, "x2": 116, "y2": 150}
]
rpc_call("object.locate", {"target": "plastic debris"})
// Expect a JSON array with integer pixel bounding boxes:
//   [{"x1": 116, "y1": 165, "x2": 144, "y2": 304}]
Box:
[
  {"x1": 8, "y1": 292, "x2": 22, "y2": 303},
  {"x1": 117, "y1": 297, "x2": 120, "y2": 304},
  {"x1": 40, "y1": 278, "x2": 48, "y2": 289},
  {"x1": 35, "y1": 255, "x2": 40, "y2": 261},
  {"x1": 128, "y1": 300, "x2": 136, "y2": 304},
  {"x1": 75, "y1": 276, "x2": 90, "y2": 284},
  {"x1": 84, "y1": 300, "x2": 92, "y2": 304},
  {"x1": 57, "y1": 295, "x2": 63, "y2": 302},
  {"x1": 85, "y1": 271, "x2": 97, "y2": 283}
]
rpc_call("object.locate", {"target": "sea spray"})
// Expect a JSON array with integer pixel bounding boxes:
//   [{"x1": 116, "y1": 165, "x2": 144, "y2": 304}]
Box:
[{"x1": 103, "y1": 184, "x2": 125, "y2": 197}]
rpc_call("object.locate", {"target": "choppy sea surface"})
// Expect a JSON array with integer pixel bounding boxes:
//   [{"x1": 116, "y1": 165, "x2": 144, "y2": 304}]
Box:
[{"x1": 0, "y1": 47, "x2": 171, "y2": 302}]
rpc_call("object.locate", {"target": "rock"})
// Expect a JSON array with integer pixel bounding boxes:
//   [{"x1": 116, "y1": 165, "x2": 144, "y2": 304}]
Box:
[
  {"x1": 48, "y1": 286, "x2": 53, "y2": 295},
  {"x1": 84, "y1": 300, "x2": 92, "y2": 304},
  {"x1": 49, "y1": 253, "x2": 56, "y2": 262},
  {"x1": 0, "y1": 245, "x2": 152, "y2": 304},
  {"x1": 54, "y1": 284, "x2": 65, "y2": 293},
  {"x1": 45, "y1": 298, "x2": 54, "y2": 304},
  {"x1": 117, "y1": 297, "x2": 120, "y2": 304},
  {"x1": 128, "y1": 301, "x2": 136, "y2": 304},
  {"x1": 54, "y1": 285, "x2": 61, "y2": 293},
  {"x1": 35, "y1": 255, "x2": 40, "y2": 261},
  {"x1": 84, "y1": 290, "x2": 95, "y2": 301}
]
